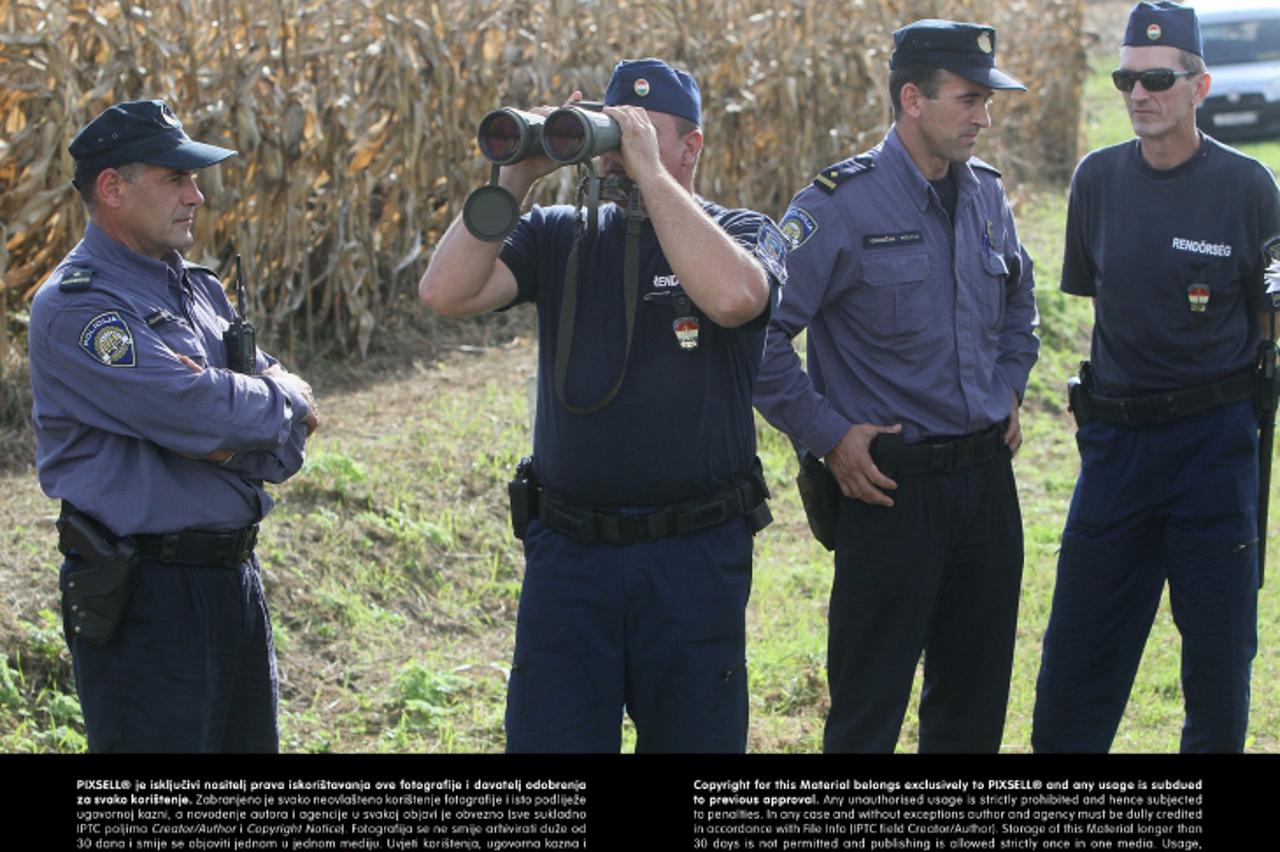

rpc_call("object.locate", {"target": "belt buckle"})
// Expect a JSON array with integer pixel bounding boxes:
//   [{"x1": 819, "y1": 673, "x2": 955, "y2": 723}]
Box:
[
  {"x1": 928, "y1": 443, "x2": 953, "y2": 473},
  {"x1": 953, "y1": 436, "x2": 977, "y2": 470}
]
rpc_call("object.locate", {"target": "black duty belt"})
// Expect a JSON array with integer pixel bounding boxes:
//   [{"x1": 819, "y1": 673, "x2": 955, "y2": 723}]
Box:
[
  {"x1": 536, "y1": 467, "x2": 771, "y2": 545},
  {"x1": 59, "y1": 502, "x2": 258, "y2": 569},
  {"x1": 1069, "y1": 366, "x2": 1255, "y2": 428},
  {"x1": 870, "y1": 422, "x2": 1005, "y2": 477}
]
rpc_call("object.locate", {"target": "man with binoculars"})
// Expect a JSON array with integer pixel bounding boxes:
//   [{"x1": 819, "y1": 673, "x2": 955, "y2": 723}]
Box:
[{"x1": 419, "y1": 58, "x2": 787, "y2": 752}]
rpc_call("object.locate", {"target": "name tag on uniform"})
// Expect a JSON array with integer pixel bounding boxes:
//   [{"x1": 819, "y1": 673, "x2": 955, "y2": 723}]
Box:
[{"x1": 863, "y1": 231, "x2": 922, "y2": 249}]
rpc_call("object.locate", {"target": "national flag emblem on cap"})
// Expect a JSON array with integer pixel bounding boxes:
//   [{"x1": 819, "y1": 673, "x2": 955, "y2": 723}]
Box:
[
  {"x1": 634, "y1": 78, "x2": 650, "y2": 97},
  {"x1": 977, "y1": 32, "x2": 992, "y2": 54},
  {"x1": 1147, "y1": 23, "x2": 1162, "y2": 41}
]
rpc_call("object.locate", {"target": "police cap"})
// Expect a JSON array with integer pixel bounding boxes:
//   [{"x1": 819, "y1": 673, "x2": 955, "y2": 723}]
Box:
[
  {"x1": 605, "y1": 58, "x2": 701, "y2": 126},
  {"x1": 891, "y1": 19, "x2": 1026, "y2": 91},
  {"x1": 1122, "y1": 2, "x2": 1202, "y2": 57},
  {"x1": 69, "y1": 99, "x2": 237, "y2": 189}
]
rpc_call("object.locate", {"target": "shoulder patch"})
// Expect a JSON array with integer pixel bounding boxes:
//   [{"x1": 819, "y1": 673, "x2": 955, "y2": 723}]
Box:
[
  {"x1": 969, "y1": 157, "x2": 1002, "y2": 178},
  {"x1": 1265, "y1": 235, "x2": 1280, "y2": 264},
  {"x1": 78, "y1": 311, "x2": 137, "y2": 368},
  {"x1": 754, "y1": 221, "x2": 789, "y2": 284},
  {"x1": 779, "y1": 207, "x2": 820, "y2": 250},
  {"x1": 59, "y1": 267, "x2": 94, "y2": 292},
  {"x1": 812, "y1": 157, "x2": 874, "y2": 194}
]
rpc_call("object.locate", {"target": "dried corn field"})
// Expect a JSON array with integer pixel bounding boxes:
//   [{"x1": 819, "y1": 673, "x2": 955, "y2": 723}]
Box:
[{"x1": 0, "y1": 0, "x2": 1086, "y2": 360}]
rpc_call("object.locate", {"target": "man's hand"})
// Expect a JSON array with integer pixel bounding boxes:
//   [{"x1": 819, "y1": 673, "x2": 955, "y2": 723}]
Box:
[
  {"x1": 825, "y1": 423, "x2": 903, "y2": 507},
  {"x1": 496, "y1": 92, "x2": 582, "y2": 192},
  {"x1": 264, "y1": 363, "x2": 320, "y2": 435},
  {"x1": 601, "y1": 104, "x2": 662, "y2": 180},
  {"x1": 1003, "y1": 397, "x2": 1022, "y2": 457}
]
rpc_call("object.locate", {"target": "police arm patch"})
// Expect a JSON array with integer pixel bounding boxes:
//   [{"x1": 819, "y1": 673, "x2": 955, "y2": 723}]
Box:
[
  {"x1": 78, "y1": 311, "x2": 137, "y2": 368},
  {"x1": 754, "y1": 221, "x2": 789, "y2": 284},
  {"x1": 779, "y1": 207, "x2": 820, "y2": 250}
]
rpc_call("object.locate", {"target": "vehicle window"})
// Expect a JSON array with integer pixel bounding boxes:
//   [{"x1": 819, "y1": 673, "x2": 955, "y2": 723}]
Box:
[{"x1": 1202, "y1": 19, "x2": 1280, "y2": 66}]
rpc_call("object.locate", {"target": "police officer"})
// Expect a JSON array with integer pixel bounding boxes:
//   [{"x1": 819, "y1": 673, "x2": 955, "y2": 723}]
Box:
[
  {"x1": 419, "y1": 59, "x2": 785, "y2": 752},
  {"x1": 1033, "y1": 2, "x2": 1280, "y2": 753},
  {"x1": 754, "y1": 20, "x2": 1039, "y2": 753},
  {"x1": 28, "y1": 100, "x2": 319, "y2": 752}
]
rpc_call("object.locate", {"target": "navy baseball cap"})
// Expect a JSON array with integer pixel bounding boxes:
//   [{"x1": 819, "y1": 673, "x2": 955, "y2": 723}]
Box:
[
  {"x1": 69, "y1": 99, "x2": 237, "y2": 189},
  {"x1": 1122, "y1": 2, "x2": 1202, "y2": 57},
  {"x1": 604, "y1": 58, "x2": 701, "y2": 126},
  {"x1": 891, "y1": 20, "x2": 1026, "y2": 91}
]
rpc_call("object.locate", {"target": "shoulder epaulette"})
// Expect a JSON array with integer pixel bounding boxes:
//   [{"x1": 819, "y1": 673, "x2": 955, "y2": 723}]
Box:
[
  {"x1": 58, "y1": 266, "x2": 94, "y2": 292},
  {"x1": 812, "y1": 156, "x2": 874, "y2": 194},
  {"x1": 969, "y1": 157, "x2": 1002, "y2": 178}
]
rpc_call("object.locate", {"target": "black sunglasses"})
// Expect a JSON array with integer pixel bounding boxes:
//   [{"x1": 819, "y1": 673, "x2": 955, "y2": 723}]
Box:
[{"x1": 1111, "y1": 68, "x2": 1198, "y2": 93}]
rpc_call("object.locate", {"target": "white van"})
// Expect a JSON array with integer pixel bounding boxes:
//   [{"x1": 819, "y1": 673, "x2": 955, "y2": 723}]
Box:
[{"x1": 1192, "y1": 0, "x2": 1280, "y2": 141}]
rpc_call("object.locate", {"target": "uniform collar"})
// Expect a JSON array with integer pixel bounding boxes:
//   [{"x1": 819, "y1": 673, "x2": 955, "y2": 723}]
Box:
[
  {"x1": 883, "y1": 125, "x2": 981, "y2": 213},
  {"x1": 81, "y1": 221, "x2": 188, "y2": 291}
]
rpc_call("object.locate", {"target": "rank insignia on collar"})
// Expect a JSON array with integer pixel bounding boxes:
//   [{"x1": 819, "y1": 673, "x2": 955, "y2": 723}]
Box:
[{"x1": 79, "y1": 311, "x2": 137, "y2": 367}]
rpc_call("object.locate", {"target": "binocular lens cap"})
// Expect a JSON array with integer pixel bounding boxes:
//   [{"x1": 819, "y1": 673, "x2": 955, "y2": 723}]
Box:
[{"x1": 463, "y1": 185, "x2": 521, "y2": 242}]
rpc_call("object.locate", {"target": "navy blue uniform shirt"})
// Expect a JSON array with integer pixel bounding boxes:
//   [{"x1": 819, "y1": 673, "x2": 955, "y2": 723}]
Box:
[
  {"x1": 499, "y1": 200, "x2": 781, "y2": 507},
  {"x1": 29, "y1": 223, "x2": 311, "y2": 535},
  {"x1": 1062, "y1": 136, "x2": 1280, "y2": 395}
]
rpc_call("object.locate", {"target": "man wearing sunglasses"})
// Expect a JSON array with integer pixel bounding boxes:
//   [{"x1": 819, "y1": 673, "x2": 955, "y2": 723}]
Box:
[{"x1": 1033, "y1": 1, "x2": 1280, "y2": 753}]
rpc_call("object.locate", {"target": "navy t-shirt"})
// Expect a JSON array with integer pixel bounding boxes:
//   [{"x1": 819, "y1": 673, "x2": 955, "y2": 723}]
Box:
[
  {"x1": 499, "y1": 200, "x2": 779, "y2": 507},
  {"x1": 1061, "y1": 136, "x2": 1280, "y2": 396}
]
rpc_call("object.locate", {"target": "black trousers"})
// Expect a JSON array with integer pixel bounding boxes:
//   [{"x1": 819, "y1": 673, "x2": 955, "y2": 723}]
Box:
[{"x1": 824, "y1": 446, "x2": 1023, "y2": 753}]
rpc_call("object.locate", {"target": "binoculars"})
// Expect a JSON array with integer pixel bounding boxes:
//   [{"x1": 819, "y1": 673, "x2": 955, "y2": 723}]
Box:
[
  {"x1": 476, "y1": 103, "x2": 621, "y2": 166},
  {"x1": 463, "y1": 102, "x2": 623, "y2": 242}
]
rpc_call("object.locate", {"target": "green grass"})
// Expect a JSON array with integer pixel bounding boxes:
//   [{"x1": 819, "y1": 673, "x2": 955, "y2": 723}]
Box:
[{"x1": 1, "y1": 56, "x2": 1279, "y2": 755}]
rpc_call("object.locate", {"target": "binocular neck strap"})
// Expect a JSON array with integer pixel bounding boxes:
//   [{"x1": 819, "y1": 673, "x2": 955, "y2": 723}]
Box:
[{"x1": 554, "y1": 209, "x2": 644, "y2": 415}]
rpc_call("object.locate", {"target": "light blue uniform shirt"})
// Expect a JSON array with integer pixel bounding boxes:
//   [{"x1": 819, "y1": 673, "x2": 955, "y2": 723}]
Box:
[
  {"x1": 29, "y1": 223, "x2": 311, "y2": 535},
  {"x1": 754, "y1": 127, "x2": 1039, "y2": 453}
]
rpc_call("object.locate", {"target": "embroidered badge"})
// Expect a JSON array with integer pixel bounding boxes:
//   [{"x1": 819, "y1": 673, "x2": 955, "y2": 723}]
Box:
[
  {"x1": 1147, "y1": 23, "x2": 1162, "y2": 41},
  {"x1": 1187, "y1": 283, "x2": 1210, "y2": 313},
  {"x1": 977, "y1": 32, "x2": 993, "y2": 54},
  {"x1": 672, "y1": 291, "x2": 699, "y2": 351},
  {"x1": 863, "y1": 231, "x2": 923, "y2": 249},
  {"x1": 779, "y1": 207, "x2": 819, "y2": 250},
  {"x1": 673, "y1": 317, "x2": 700, "y2": 350},
  {"x1": 634, "y1": 78, "x2": 650, "y2": 97},
  {"x1": 78, "y1": 311, "x2": 137, "y2": 367},
  {"x1": 755, "y1": 221, "x2": 789, "y2": 283}
]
